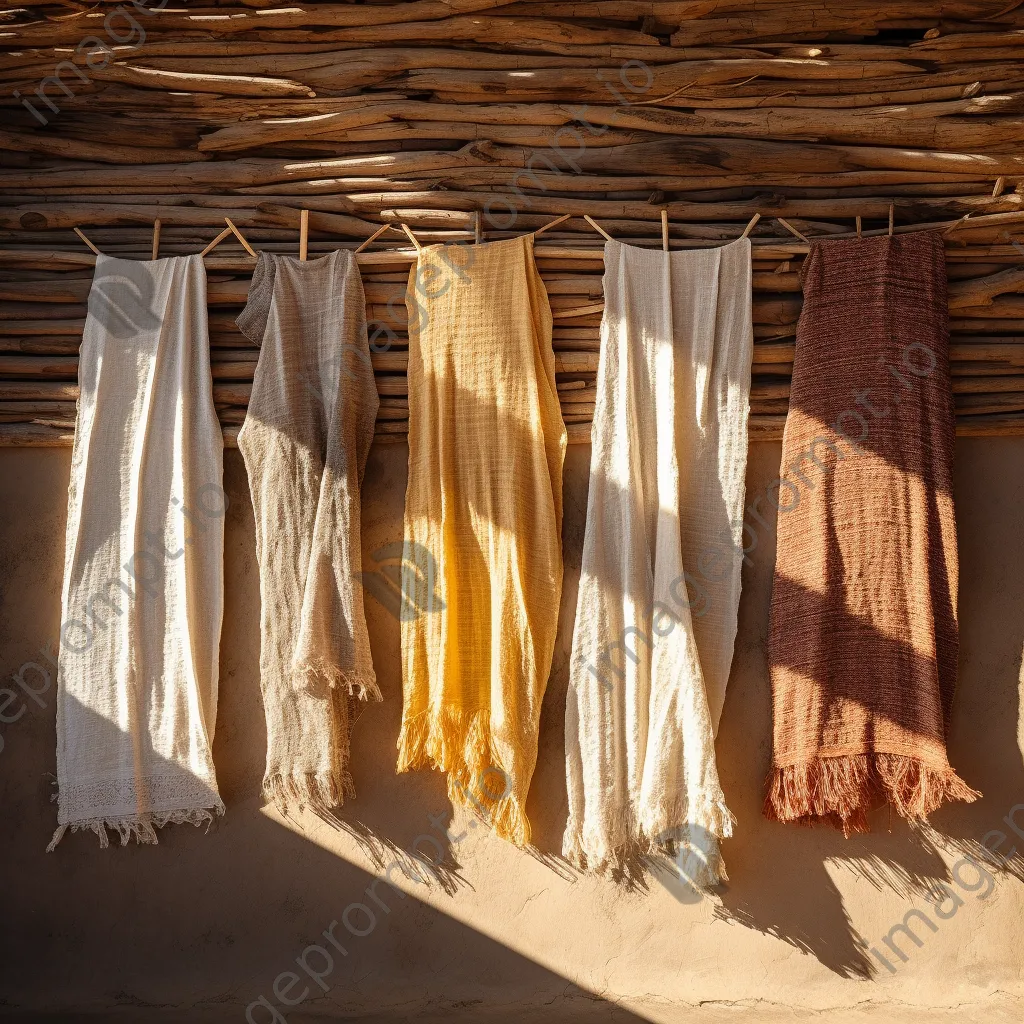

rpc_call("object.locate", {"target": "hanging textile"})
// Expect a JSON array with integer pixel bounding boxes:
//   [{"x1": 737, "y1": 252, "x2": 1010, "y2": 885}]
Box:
[
  {"x1": 49, "y1": 254, "x2": 225, "y2": 850},
  {"x1": 765, "y1": 232, "x2": 979, "y2": 833},
  {"x1": 236, "y1": 250, "x2": 379, "y2": 813},
  {"x1": 398, "y1": 234, "x2": 566, "y2": 847},
  {"x1": 563, "y1": 237, "x2": 753, "y2": 882}
]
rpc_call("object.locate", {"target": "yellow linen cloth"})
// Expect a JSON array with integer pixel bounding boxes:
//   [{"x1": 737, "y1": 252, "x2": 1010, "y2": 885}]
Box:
[{"x1": 398, "y1": 234, "x2": 566, "y2": 846}]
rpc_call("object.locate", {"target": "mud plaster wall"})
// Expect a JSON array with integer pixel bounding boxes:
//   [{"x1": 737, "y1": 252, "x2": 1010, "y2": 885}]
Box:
[{"x1": 1, "y1": 440, "x2": 1023, "y2": 1023}]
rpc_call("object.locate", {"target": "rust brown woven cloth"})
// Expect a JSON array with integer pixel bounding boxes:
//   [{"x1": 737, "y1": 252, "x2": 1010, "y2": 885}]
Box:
[{"x1": 764, "y1": 231, "x2": 979, "y2": 834}]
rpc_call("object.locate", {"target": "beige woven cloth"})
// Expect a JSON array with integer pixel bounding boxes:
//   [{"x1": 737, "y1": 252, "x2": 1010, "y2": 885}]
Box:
[
  {"x1": 50, "y1": 254, "x2": 225, "y2": 850},
  {"x1": 237, "y1": 250, "x2": 379, "y2": 814},
  {"x1": 398, "y1": 235, "x2": 566, "y2": 846},
  {"x1": 563, "y1": 238, "x2": 753, "y2": 882}
]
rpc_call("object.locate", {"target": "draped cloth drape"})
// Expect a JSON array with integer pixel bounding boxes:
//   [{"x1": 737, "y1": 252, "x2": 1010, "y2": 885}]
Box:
[
  {"x1": 563, "y1": 238, "x2": 753, "y2": 883},
  {"x1": 237, "y1": 250, "x2": 379, "y2": 814},
  {"x1": 50, "y1": 254, "x2": 225, "y2": 850},
  {"x1": 398, "y1": 234, "x2": 566, "y2": 847},
  {"x1": 764, "y1": 232, "x2": 979, "y2": 833}
]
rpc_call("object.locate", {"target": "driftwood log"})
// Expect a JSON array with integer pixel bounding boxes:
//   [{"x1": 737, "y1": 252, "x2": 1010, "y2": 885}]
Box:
[{"x1": 3, "y1": 1, "x2": 1024, "y2": 442}]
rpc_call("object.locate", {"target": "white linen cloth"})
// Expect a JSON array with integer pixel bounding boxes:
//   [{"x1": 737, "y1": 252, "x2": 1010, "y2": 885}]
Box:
[
  {"x1": 563, "y1": 238, "x2": 753, "y2": 883},
  {"x1": 236, "y1": 250, "x2": 379, "y2": 814},
  {"x1": 50, "y1": 254, "x2": 225, "y2": 850}
]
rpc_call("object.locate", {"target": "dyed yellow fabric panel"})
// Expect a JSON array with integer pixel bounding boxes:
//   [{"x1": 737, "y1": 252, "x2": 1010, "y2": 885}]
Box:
[{"x1": 398, "y1": 234, "x2": 566, "y2": 846}]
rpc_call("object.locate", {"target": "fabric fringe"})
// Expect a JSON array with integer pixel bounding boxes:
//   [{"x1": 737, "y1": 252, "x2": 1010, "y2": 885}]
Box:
[
  {"x1": 292, "y1": 660, "x2": 382, "y2": 703},
  {"x1": 562, "y1": 794, "x2": 735, "y2": 886},
  {"x1": 764, "y1": 753, "x2": 980, "y2": 836},
  {"x1": 263, "y1": 768, "x2": 356, "y2": 816},
  {"x1": 397, "y1": 706, "x2": 530, "y2": 847},
  {"x1": 640, "y1": 792, "x2": 736, "y2": 846},
  {"x1": 46, "y1": 805, "x2": 223, "y2": 852}
]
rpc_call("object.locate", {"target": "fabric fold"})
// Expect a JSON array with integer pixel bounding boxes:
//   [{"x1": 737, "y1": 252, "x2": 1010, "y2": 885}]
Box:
[
  {"x1": 563, "y1": 238, "x2": 753, "y2": 883},
  {"x1": 764, "y1": 231, "x2": 978, "y2": 834},
  {"x1": 237, "y1": 249, "x2": 379, "y2": 815},
  {"x1": 50, "y1": 254, "x2": 225, "y2": 850},
  {"x1": 398, "y1": 234, "x2": 566, "y2": 847}
]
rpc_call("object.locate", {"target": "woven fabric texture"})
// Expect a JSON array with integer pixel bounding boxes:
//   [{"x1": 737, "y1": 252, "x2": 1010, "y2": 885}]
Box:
[
  {"x1": 563, "y1": 238, "x2": 753, "y2": 881},
  {"x1": 50, "y1": 254, "x2": 225, "y2": 850},
  {"x1": 237, "y1": 250, "x2": 379, "y2": 814},
  {"x1": 765, "y1": 232, "x2": 979, "y2": 833},
  {"x1": 398, "y1": 234, "x2": 566, "y2": 846}
]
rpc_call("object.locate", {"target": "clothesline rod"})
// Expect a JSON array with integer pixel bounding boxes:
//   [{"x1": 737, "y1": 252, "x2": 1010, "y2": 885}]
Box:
[
  {"x1": 19, "y1": 238, "x2": 1024, "y2": 267},
  {"x1": 73, "y1": 227, "x2": 101, "y2": 256}
]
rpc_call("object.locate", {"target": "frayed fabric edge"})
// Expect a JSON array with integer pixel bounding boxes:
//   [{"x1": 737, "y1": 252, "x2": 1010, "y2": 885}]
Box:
[
  {"x1": 764, "y1": 752, "x2": 980, "y2": 836},
  {"x1": 397, "y1": 706, "x2": 531, "y2": 847},
  {"x1": 263, "y1": 769, "x2": 356, "y2": 816},
  {"x1": 292, "y1": 660, "x2": 382, "y2": 703},
  {"x1": 562, "y1": 794, "x2": 735, "y2": 888},
  {"x1": 47, "y1": 803, "x2": 224, "y2": 852}
]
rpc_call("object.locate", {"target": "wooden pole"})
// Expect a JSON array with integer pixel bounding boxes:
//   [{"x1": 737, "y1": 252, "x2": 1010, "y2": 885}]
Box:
[
  {"x1": 73, "y1": 228, "x2": 101, "y2": 256},
  {"x1": 224, "y1": 218, "x2": 258, "y2": 258},
  {"x1": 583, "y1": 215, "x2": 614, "y2": 241},
  {"x1": 353, "y1": 222, "x2": 392, "y2": 255},
  {"x1": 199, "y1": 225, "x2": 232, "y2": 258},
  {"x1": 401, "y1": 223, "x2": 422, "y2": 251},
  {"x1": 535, "y1": 213, "x2": 573, "y2": 236},
  {"x1": 776, "y1": 218, "x2": 811, "y2": 245}
]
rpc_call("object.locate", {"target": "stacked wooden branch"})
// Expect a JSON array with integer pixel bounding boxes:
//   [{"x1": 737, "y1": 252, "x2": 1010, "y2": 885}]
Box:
[{"x1": 3, "y1": 1, "x2": 1024, "y2": 444}]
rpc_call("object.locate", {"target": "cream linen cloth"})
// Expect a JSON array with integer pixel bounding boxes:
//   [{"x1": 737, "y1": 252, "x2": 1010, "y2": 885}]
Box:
[
  {"x1": 398, "y1": 235, "x2": 566, "y2": 847},
  {"x1": 563, "y1": 238, "x2": 753, "y2": 881},
  {"x1": 50, "y1": 254, "x2": 225, "y2": 850},
  {"x1": 237, "y1": 250, "x2": 379, "y2": 814}
]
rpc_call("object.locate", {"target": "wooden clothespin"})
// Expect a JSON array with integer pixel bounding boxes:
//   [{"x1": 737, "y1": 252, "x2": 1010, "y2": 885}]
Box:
[
  {"x1": 993, "y1": 176, "x2": 1006, "y2": 198},
  {"x1": 740, "y1": 212, "x2": 760, "y2": 239},
  {"x1": 400, "y1": 223, "x2": 422, "y2": 251},
  {"x1": 299, "y1": 208, "x2": 309, "y2": 261},
  {"x1": 151, "y1": 219, "x2": 161, "y2": 261},
  {"x1": 776, "y1": 217, "x2": 811, "y2": 245},
  {"x1": 225, "y1": 217, "x2": 257, "y2": 258},
  {"x1": 73, "y1": 226, "x2": 101, "y2": 256},
  {"x1": 535, "y1": 212, "x2": 572, "y2": 236},
  {"x1": 583, "y1": 214, "x2": 614, "y2": 241},
  {"x1": 856, "y1": 215, "x2": 862, "y2": 239},
  {"x1": 661, "y1": 209, "x2": 669, "y2": 251},
  {"x1": 353, "y1": 222, "x2": 394, "y2": 255},
  {"x1": 199, "y1": 225, "x2": 232, "y2": 258},
  {"x1": 888, "y1": 203, "x2": 895, "y2": 236},
  {"x1": 474, "y1": 210, "x2": 482, "y2": 244},
  {"x1": 943, "y1": 213, "x2": 972, "y2": 236}
]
